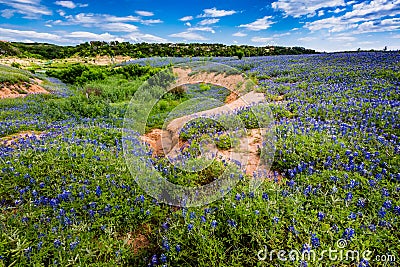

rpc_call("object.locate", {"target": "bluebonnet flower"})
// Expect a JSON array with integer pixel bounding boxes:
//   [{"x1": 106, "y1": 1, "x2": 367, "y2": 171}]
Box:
[
  {"x1": 211, "y1": 220, "x2": 217, "y2": 228},
  {"x1": 160, "y1": 253, "x2": 167, "y2": 263},
  {"x1": 262, "y1": 192, "x2": 269, "y2": 200},
  {"x1": 162, "y1": 222, "x2": 169, "y2": 230},
  {"x1": 345, "y1": 192, "x2": 353, "y2": 202},
  {"x1": 368, "y1": 224, "x2": 376, "y2": 232},
  {"x1": 151, "y1": 254, "x2": 158, "y2": 265},
  {"x1": 162, "y1": 239, "x2": 170, "y2": 251},
  {"x1": 95, "y1": 186, "x2": 102, "y2": 197},
  {"x1": 235, "y1": 193, "x2": 241, "y2": 201},
  {"x1": 358, "y1": 258, "x2": 369, "y2": 267},
  {"x1": 356, "y1": 198, "x2": 366, "y2": 208},
  {"x1": 303, "y1": 185, "x2": 312, "y2": 196},
  {"x1": 342, "y1": 228, "x2": 355, "y2": 240},
  {"x1": 311, "y1": 234, "x2": 320, "y2": 248},
  {"x1": 378, "y1": 207, "x2": 386, "y2": 218},
  {"x1": 175, "y1": 244, "x2": 181, "y2": 253},
  {"x1": 382, "y1": 200, "x2": 392, "y2": 209},
  {"x1": 70, "y1": 240, "x2": 79, "y2": 251},
  {"x1": 187, "y1": 224, "x2": 193, "y2": 231},
  {"x1": 368, "y1": 179, "x2": 377, "y2": 187},
  {"x1": 301, "y1": 243, "x2": 311, "y2": 253},
  {"x1": 348, "y1": 212, "x2": 357, "y2": 220},
  {"x1": 287, "y1": 179, "x2": 295, "y2": 188},
  {"x1": 317, "y1": 212, "x2": 325, "y2": 221},
  {"x1": 381, "y1": 188, "x2": 389, "y2": 197},
  {"x1": 54, "y1": 239, "x2": 62, "y2": 248},
  {"x1": 200, "y1": 215, "x2": 206, "y2": 222},
  {"x1": 394, "y1": 206, "x2": 400, "y2": 215},
  {"x1": 227, "y1": 219, "x2": 237, "y2": 227},
  {"x1": 37, "y1": 241, "x2": 43, "y2": 251},
  {"x1": 273, "y1": 217, "x2": 279, "y2": 224}
]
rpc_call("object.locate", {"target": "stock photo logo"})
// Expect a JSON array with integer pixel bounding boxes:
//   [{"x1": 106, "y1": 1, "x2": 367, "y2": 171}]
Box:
[
  {"x1": 122, "y1": 62, "x2": 276, "y2": 207},
  {"x1": 257, "y1": 239, "x2": 396, "y2": 265}
]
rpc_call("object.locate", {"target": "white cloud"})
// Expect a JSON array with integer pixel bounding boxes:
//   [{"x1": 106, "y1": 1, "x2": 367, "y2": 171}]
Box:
[
  {"x1": 58, "y1": 13, "x2": 141, "y2": 25},
  {"x1": 179, "y1": 15, "x2": 193, "y2": 21},
  {"x1": 0, "y1": 27, "x2": 63, "y2": 42},
  {"x1": 251, "y1": 36, "x2": 273, "y2": 43},
  {"x1": 297, "y1": 36, "x2": 317, "y2": 42},
  {"x1": 1, "y1": 9, "x2": 15, "y2": 18},
  {"x1": 238, "y1": 16, "x2": 275, "y2": 31},
  {"x1": 169, "y1": 31, "x2": 208, "y2": 40},
  {"x1": 198, "y1": 7, "x2": 237, "y2": 18},
  {"x1": 100, "y1": 23, "x2": 138, "y2": 32},
  {"x1": 65, "y1": 31, "x2": 116, "y2": 41},
  {"x1": 232, "y1": 32, "x2": 247, "y2": 37},
  {"x1": 185, "y1": 22, "x2": 191, "y2": 27},
  {"x1": 125, "y1": 32, "x2": 167, "y2": 42},
  {"x1": 273, "y1": 32, "x2": 290, "y2": 37},
  {"x1": 188, "y1": 27, "x2": 215, "y2": 33},
  {"x1": 271, "y1": 0, "x2": 345, "y2": 17},
  {"x1": 135, "y1": 10, "x2": 154, "y2": 17},
  {"x1": 318, "y1": 10, "x2": 324, "y2": 16},
  {"x1": 199, "y1": 18, "x2": 219, "y2": 25},
  {"x1": 57, "y1": 9, "x2": 66, "y2": 16},
  {"x1": 327, "y1": 35, "x2": 357, "y2": 41},
  {"x1": 305, "y1": 0, "x2": 400, "y2": 33},
  {"x1": 356, "y1": 17, "x2": 400, "y2": 33},
  {"x1": 0, "y1": 0, "x2": 52, "y2": 19},
  {"x1": 331, "y1": 7, "x2": 346, "y2": 13},
  {"x1": 140, "y1": 19, "x2": 163, "y2": 25},
  {"x1": 55, "y1": 1, "x2": 76, "y2": 9}
]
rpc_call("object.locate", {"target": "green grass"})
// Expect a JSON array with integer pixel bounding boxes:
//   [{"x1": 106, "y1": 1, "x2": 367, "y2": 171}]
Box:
[{"x1": 0, "y1": 65, "x2": 33, "y2": 84}]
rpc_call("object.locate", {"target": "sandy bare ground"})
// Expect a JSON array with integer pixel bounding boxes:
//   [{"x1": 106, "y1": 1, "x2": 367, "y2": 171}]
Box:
[
  {"x1": 0, "y1": 80, "x2": 48, "y2": 99},
  {"x1": 1, "y1": 131, "x2": 45, "y2": 146}
]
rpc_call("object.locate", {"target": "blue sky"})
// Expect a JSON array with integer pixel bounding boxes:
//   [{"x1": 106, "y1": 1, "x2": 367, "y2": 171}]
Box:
[{"x1": 0, "y1": 0, "x2": 399, "y2": 51}]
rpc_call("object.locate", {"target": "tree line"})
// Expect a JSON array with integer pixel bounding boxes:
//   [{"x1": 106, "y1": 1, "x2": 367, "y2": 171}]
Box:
[{"x1": 0, "y1": 40, "x2": 318, "y2": 60}]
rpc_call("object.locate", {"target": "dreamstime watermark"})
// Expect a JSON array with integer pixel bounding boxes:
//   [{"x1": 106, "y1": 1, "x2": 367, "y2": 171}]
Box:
[{"x1": 257, "y1": 239, "x2": 396, "y2": 263}]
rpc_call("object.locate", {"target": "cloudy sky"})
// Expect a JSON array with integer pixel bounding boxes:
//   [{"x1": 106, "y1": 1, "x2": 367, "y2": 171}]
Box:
[{"x1": 0, "y1": 0, "x2": 399, "y2": 51}]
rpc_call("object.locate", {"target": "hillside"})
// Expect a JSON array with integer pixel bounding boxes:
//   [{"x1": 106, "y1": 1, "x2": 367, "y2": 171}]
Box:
[{"x1": 0, "y1": 65, "x2": 48, "y2": 98}]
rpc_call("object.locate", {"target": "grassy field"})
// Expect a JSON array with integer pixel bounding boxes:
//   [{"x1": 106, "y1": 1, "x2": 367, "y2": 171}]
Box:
[{"x1": 0, "y1": 53, "x2": 399, "y2": 266}]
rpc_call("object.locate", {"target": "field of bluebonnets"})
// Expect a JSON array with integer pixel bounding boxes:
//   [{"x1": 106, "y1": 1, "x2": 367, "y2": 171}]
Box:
[{"x1": 0, "y1": 52, "x2": 399, "y2": 266}]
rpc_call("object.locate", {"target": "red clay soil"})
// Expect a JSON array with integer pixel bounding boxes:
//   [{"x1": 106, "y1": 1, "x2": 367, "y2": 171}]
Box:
[
  {"x1": 0, "y1": 80, "x2": 48, "y2": 99},
  {"x1": 125, "y1": 224, "x2": 152, "y2": 254}
]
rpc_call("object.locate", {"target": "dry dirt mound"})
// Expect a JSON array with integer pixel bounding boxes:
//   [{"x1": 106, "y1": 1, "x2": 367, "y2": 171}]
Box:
[{"x1": 0, "y1": 79, "x2": 48, "y2": 99}]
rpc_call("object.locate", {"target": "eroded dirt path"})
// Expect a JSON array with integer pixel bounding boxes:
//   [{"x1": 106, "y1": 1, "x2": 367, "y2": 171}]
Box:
[
  {"x1": 0, "y1": 78, "x2": 49, "y2": 99},
  {"x1": 139, "y1": 67, "x2": 277, "y2": 177}
]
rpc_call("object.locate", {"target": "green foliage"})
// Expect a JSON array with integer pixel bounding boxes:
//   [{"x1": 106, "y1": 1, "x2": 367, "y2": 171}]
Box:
[
  {"x1": 1, "y1": 41, "x2": 318, "y2": 60},
  {"x1": 215, "y1": 134, "x2": 232, "y2": 150},
  {"x1": 46, "y1": 63, "x2": 163, "y2": 86},
  {"x1": 0, "y1": 65, "x2": 33, "y2": 84}
]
